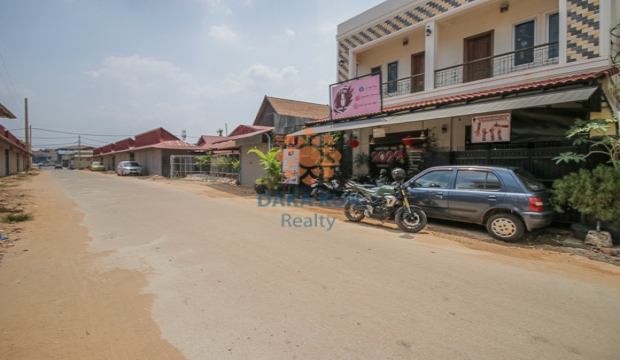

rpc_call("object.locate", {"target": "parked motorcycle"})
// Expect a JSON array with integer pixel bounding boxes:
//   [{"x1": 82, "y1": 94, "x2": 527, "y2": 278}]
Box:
[
  {"x1": 310, "y1": 167, "x2": 345, "y2": 200},
  {"x1": 343, "y1": 168, "x2": 427, "y2": 233}
]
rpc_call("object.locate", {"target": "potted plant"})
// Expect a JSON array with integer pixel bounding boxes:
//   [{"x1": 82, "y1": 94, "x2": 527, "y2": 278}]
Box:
[
  {"x1": 254, "y1": 177, "x2": 266, "y2": 194},
  {"x1": 553, "y1": 116, "x2": 620, "y2": 244},
  {"x1": 247, "y1": 147, "x2": 282, "y2": 196}
]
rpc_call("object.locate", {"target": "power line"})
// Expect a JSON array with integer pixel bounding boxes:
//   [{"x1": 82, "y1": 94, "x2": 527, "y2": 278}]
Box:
[
  {"x1": 0, "y1": 51, "x2": 22, "y2": 113},
  {"x1": 31, "y1": 136, "x2": 78, "y2": 140},
  {"x1": 31, "y1": 127, "x2": 134, "y2": 137},
  {"x1": 80, "y1": 136, "x2": 111, "y2": 144}
]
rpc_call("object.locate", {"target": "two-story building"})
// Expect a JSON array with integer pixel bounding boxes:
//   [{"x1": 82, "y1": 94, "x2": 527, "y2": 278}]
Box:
[{"x1": 303, "y1": 0, "x2": 619, "y2": 184}]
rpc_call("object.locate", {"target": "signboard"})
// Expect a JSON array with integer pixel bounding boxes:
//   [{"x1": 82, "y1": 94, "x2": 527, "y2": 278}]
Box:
[
  {"x1": 471, "y1": 113, "x2": 511, "y2": 143},
  {"x1": 373, "y1": 127, "x2": 386, "y2": 138},
  {"x1": 281, "y1": 148, "x2": 300, "y2": 184},
  {"x1": 330, "y1": 74, "x2": 382, "y2": 119}
]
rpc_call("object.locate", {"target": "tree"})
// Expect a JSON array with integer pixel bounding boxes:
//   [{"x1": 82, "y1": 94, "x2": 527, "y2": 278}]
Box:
[
  {"x1": 247, "y1": 147, "x2": 281, "y2": 190},
  {"x1": 553, "y1": 117, "x2": 620, "y2": 169},
  {"x1": 217, "y1": 129, "x2": 224, "y2": 136}
]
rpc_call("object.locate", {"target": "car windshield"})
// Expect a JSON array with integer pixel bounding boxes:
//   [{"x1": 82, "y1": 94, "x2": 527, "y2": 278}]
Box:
[
  {"x1": 93, "y1": 162, "x2": 101, "y2": 166},
  {"x1": 514, "y1": 169, "x2": 546, "y2": 192},
  {"x1": 126, "y1": 162, "x2": 140, "y2": 167}
]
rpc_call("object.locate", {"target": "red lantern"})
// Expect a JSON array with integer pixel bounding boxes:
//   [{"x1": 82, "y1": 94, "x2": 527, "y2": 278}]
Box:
[
  {"x1": 402, "y1": 137, "x2": 415, "y2": 147},
  {"x1": 348, "y1": 139, "x2": 359, "y2": 148}
]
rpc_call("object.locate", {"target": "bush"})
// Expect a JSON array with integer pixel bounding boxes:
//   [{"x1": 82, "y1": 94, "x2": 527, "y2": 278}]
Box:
[
  {"x1": 552, "y1": 165, "x2": 620, "y2": 223},
  {"x1": 2, "y1": 213, "x2": 32, "y2": 223}
]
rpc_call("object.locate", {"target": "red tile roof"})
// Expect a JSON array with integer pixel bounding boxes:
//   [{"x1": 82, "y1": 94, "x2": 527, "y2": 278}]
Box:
[
  {"x1": 306, "y1": 67, "x2": 619, "y2": 125},
  {"x1": 253, "y1": 97, "x2": 330, "y2": 125}
]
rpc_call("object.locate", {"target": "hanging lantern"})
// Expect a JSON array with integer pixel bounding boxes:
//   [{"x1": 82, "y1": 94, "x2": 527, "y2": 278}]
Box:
[
  {"x1": 348, "y1": 139, "x2": 359, "y2": 148},
  {"x1": 402, "y1": 136, "x2": 415, "y2": 147}
]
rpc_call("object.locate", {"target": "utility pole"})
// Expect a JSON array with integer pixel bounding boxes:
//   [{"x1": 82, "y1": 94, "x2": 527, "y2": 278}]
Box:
[
  {"x1": 78, "y1": 135, "x2": 81, "y2": 169},
  {"x1": 29, "y1": 125, "x2": 32, "y2": 167},
  {"x1": 24, "y1": 98, "x2": 30, "y2": 169}
]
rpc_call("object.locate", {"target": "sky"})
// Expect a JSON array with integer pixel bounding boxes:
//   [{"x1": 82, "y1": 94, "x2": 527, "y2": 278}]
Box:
[{"x1": 0, "y1": 0, "x2": 383, "y2": 150}]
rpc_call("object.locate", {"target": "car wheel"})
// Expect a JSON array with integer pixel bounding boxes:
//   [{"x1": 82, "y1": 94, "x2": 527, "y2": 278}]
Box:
[{"x1": 487, "y1": 213, "x2": 525, "y2": 242}]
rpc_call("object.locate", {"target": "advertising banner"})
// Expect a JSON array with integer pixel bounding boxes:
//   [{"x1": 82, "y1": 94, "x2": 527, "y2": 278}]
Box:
[
  {"x1": 281, "y1": 148, "x2": 300, "y2": 185},
  {"x1": 471, "y1": 113, "x2": 511, "y2": 143},
  {"x1": 330, "y1": 74, "x2": 382, "y2": 119}
]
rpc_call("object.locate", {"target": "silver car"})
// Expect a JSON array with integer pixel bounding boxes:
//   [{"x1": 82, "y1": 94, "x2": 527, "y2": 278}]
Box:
[{"x1": 116, "y1": 161, "x2": 142, "y2": 176}]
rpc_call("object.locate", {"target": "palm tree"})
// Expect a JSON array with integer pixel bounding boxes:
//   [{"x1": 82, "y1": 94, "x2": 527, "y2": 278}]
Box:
[{"x1": 247, "y1": 147, "x2": 281, "y2": 190}]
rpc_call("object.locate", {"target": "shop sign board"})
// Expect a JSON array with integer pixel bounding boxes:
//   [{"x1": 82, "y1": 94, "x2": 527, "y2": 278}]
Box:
[
  {"x1": 373, "y1": 127, "x2": 386, "y2": 138},
  {"x1": 281, "y1": 148, "x2": 300, "y2": 184},
  {"x1": 471, "y1": 113, "x2": 511, "y2": 143},
  {"x1": 330, "y1": 74, "x2": 382, "y2": 119}
]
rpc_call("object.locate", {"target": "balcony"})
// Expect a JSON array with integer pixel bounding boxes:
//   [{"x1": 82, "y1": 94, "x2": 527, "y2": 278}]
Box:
[
  {"x1": 435, "y1": 42, "x2": 559, "y2": 88},
  {"x1": 381, "y1": 73, "x2": 425, "y2": 97}
]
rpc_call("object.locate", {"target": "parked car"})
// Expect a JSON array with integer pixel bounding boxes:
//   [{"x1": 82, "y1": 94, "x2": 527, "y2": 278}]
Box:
[
  {"x1": 403, "y1": 166, "x2": 554, "y2": 241},
  {"x1": 116, "y1": 161, "x2": 142, "y2": 176},
  {"x1": 54, "y1": 163, "x2": 62, "y2": 169},
  {"x1": 90, "y1": 162, "x2": 105, "y2": 171}
]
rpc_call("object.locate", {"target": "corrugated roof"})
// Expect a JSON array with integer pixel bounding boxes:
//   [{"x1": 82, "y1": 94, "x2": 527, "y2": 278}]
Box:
[
  {"x1": 211, "y1": 127, "x2": 273, "y2": 144},
  {"x1": 197, "y1": 135, "x2": 225, "y2": 147},
  {"x1": 306, "y1": 67, "x2": 619, "y2": 126},
  {"x1": 0, "y1": 102, "x2": 16, "y2": 119},
  {"x1": 253, "y1": 96, "x2": 330, "y2": 125}
]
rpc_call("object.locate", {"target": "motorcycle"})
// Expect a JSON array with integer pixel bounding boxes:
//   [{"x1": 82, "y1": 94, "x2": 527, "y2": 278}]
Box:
[
  {"x1": 342, "y1": 178, "x2": 427, "y2": 233},
  {"x1": 310, "y1": 168, "x2": 345, "y2": 200}
]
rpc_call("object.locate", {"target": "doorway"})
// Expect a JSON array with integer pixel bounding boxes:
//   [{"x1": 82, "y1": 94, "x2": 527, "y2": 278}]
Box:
[
  {"x1": 464, "y1": 31, "x2": 493, "y2": 82},
  {"x1": 410, "y1": 52, "x2": 425, "y2": 93}
]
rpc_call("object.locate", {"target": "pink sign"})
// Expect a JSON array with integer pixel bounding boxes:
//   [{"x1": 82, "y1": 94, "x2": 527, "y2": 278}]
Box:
[{"x1": 330, "y1": 74, "x2": 382, "y2": 119}]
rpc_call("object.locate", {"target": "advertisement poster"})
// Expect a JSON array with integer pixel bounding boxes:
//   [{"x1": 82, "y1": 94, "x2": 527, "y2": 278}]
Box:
[
  {"x1": 281, "y1": 148, "x2": 300, "y2": 185},
  {"x1": 471, "y1": 113, "x2": 511, "y2": 143},
  {"x1": 330, "y1": 74, "x2": 382, "y2": 119}
]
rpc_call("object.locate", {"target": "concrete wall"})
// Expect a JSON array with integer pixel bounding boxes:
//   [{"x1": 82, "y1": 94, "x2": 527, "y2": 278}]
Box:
[
  {"x1": 135, "y1": 149, "x2": 162, "y2": 176},
  {"x1": 240, "y1": 143, "x2": 269, "y2": 186}
]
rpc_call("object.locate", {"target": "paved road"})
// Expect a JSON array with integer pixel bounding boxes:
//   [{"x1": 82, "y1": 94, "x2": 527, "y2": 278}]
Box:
[{"x1": 49, "y1": 170, "x2": 620, "y2": 360}]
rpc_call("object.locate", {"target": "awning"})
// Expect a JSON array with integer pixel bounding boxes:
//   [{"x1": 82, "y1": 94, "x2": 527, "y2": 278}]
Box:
[{"x1": 296, "y1": 86, "x2": 598, "y2": 135}]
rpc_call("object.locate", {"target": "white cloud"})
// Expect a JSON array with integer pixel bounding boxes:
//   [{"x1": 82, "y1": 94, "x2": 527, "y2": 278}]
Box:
[
  {"x1": 208, "y1": 25, "x2": 239, "y2": 43},
  {"x1": 243, "y1": 0, "x2": 253, "y2": 6},
  {"x1": 240, "y1": 64, "x2": 298, "y2": 84},
  {"x1": 278, "y1": 28, "x2": 295, "y2": 43}
]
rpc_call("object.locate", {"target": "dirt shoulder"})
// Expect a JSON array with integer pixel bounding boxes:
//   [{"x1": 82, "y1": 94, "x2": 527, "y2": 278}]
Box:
[{"x1": 0, "y1": 171, "x2": 185, "y2": 360}]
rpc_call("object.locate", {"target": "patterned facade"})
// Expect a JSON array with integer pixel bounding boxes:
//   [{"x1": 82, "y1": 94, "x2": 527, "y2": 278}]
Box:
[
  {"x1": 338, "y1": 0, "x2": 603, "y2": 81},
  {"x1": 566, "y1": 0, "x2": 601, "y2": 62}
]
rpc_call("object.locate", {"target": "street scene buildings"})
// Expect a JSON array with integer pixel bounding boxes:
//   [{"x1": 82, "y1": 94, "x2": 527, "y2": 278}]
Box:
[{"x1": 0, "y1": 0, "x2": 619, "y2": 359}]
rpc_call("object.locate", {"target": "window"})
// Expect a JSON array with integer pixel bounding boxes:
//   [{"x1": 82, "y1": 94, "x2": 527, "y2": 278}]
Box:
[
  {"x1": 371, "y1": 66, "x2": 381, "y2": 75},
  {"x1": 412, "y1": 170, "x2": 452, "y2": 189},
  {"x1": 547, "y1": 13, "x2": 559, "y2": 58},
  {"x1": 514, "y1": 169, "x2": 546, "y2": 192},
  {"x1": 387, "y1": 61, "x2": 398, "y2": 93},
  {"x1": 514, "y1": 20, "x2": 536, "y2": 66},
  {"x1": 455, "y1": 171, "x2": 502, "y2": 191}
]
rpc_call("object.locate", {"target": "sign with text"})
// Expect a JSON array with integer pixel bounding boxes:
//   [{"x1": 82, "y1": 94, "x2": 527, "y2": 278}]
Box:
[
  {"x1": 330, "y1": 74, "x2": 382, "y2": 119},
  {"x1": 373, "y1": 127, "x2": 386, "y2": 138},
  {"x1": 281, "y1": 148, "x2": 300, "y2": 184},
  {"x1": 471, "y1": 113, "x2": 511, "y2": 143}
]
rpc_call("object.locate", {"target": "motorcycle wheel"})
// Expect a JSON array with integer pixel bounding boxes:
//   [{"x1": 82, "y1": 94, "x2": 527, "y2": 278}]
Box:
[
  {"x1": 313, "y1": 189, "x2": 329, "y2": 201},
  {"x1": 343, "y1": 198, "x2": 365, "y2": 222},
  {"x1": 395, "y1": 207, "x2": 427, "y2": 233}
]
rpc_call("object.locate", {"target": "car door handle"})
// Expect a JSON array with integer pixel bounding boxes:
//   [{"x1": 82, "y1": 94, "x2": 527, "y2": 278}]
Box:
[
  {"x1": 435, "y1": 192, "x2": 443, "y2": 199},
  {"x1": 488, "y1": 195, "x2": 497, "y2": 200}
]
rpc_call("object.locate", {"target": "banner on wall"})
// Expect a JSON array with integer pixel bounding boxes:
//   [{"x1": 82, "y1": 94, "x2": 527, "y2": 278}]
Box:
[
  {"x1": 471, "y1": 113, "x2": 511, "y2": 143},
  {"x1": 330, "y1": 74, "x2": 382, "y2": 119},
  {"x1": 281, "y1": 148, "x2": 300, "y2": 185}
]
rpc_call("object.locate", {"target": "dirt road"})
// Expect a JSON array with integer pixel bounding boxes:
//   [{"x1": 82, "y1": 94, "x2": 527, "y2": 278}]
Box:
[{"x1": 1, "y1": 170, "x2": 619, "y2": 359}]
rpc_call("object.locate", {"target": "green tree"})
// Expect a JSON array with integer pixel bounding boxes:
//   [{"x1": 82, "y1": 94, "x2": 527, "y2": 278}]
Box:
[
  {"x1": 247, "y1": 147, "x2": 281, "y2": 190},
  {"x1": 553, "y1": 117, "x2": 620, "y2": 169}
]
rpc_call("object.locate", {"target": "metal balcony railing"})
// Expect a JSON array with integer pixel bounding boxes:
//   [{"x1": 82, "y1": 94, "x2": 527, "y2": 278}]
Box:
[
  {"x1": 381, "y1": 73, "x2": 425, "y2": 97},
  {"x1": 435, "y1": 42, "x2": 559, "y2": 88}
]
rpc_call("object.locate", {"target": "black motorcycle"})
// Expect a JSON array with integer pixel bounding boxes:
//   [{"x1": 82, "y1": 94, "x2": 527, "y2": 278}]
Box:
[
  {"x1": 310, "y1": 168, "x2": 345, "y2": 200},
  {"x1": 343, "y1": 168, "x2": 427, "y2": 233}
]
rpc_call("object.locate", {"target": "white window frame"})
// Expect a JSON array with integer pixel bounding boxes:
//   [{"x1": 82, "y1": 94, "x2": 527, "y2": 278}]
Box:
[
  {"x1": 545, "y1": 11, "x2": 560, "y2": 60},
  {"x1": 511, "y1": 16, "x2": 539, "y2": 69}
]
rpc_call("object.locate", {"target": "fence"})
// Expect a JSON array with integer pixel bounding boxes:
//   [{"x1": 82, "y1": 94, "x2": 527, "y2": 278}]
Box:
[{"x1": 169, "y1": 154, "x2": 240, "y2": 182}]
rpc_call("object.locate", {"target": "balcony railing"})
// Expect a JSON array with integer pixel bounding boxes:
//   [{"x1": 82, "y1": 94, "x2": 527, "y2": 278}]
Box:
[
  {"x1": 435, "y1": 42, "x2": 559, "y2": 88},
  {"x1": 382, "y1": 73, "x2": 425, "y2": 97}
]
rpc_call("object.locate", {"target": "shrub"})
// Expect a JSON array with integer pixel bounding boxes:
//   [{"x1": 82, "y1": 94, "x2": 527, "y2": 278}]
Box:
[
  {"x1": 552, "y1": 165, "x2": 620, "y2": 223},
  {"x1": 2, "y1": 213, "x2": 32, "y2": 223}
]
